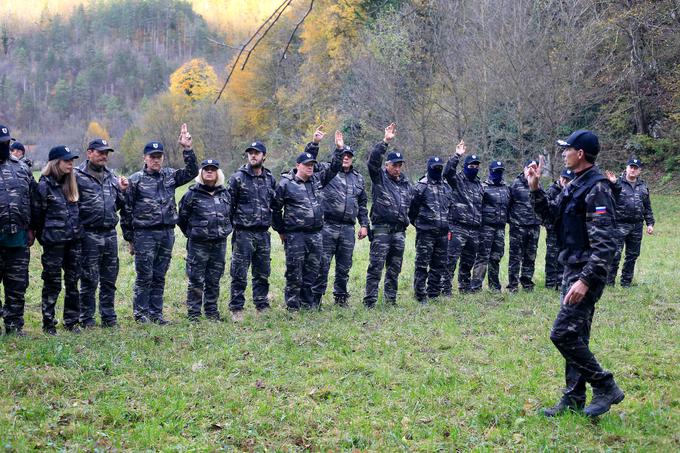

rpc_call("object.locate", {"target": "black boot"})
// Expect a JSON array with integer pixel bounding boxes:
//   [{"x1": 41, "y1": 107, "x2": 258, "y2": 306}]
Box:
[
  {"x1": 542, "y1": 395, "x2": 585, "y2": 417},
  {"x1": 584, "y1": 382, "x2": 625, "y2": 417},
  {"x1": 334, "y1": 296, "x2": 349, "y2": 307}
]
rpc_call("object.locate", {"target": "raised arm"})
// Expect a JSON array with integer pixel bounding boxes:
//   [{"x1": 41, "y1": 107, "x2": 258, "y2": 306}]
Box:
[
  {"x1": 173, "y1": 123, "x2": 199, "y2": 186},
  {"x1": 444, "y1": 140, "x2": 466, "y2": 189}
]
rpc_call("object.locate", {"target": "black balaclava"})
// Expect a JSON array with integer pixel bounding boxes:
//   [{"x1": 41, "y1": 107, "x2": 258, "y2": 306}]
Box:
[
  {"x1": 463, "y1": 164, "x2": 479, "y2": 181},
  {"x1": 428, "y1": 165, "x2": 443, "y2": 181},
  {"x1": 0, "y1": 141, "x2": 10, "y2": 161},
  {"x1": 489, "y1": 169, "x2": 504, "y2": 184}
]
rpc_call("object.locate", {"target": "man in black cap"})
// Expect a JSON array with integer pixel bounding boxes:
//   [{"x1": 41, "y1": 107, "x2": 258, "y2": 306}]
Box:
[
  {"x1": 121, "y1": 124, "x2": 198, "y2": 324},
  {"x1": 75, "y1": 138, "x2": 129, "y2": 328},
  {"x1": 0, "y1": 125, "x2": 35, "y2": 335},
  {"x1": 529, "y1": 129, "x2": 623, "y2": 418},
  {"x1": 606, "y1": 158, "x2": 654, "y2": 287},
  {"x1": 507, "y1": 159, "x2": 543, "y2": 292},
  {"x1": 273, "y1": 127, "x2": 343, "y2": 310},
  {"x1": 409, "y1": 156, "x2": 452, "y2": 303},
  {"x1": 471, "y1": 160, "x2": 510, "y2": 292},
  {"x1": 442, "y1": 141, "x2": 483, "y2": 294},
  {"x1": 363, "y1": 123, "x2": 413, "y2": 307},
  {"x1": 544, "y1": 168, "x2": 575, "y2": 290},
  {"x1": 311, "y1": 135, "x2": 369, "y2": 307},
  {"x1": 227, "y1": 140, "x2": 276, "y2": 322},
  {"x1": 10, "y1": 142, "x2": 32, "y2": 169}
]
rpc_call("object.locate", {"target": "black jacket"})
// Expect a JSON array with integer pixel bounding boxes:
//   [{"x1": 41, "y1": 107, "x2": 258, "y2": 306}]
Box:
[
  {"x1": 34, "y1": 175, "x2": 82, "y2": 244},
  {"x1": 367, "y1": 141, "x2": 413, "y2": 229},
  {"x1": 227, "y1": 164, "x2": 276, "y2": 231},
  {"x1": 443, "y1": 155, "x2": 483, "y2": 228},
  {"x1": 409, "y1": 176, "x2": 452, "y2": 232},
  {"x1": 178, "y1": 183, "x2": 233, "y2": 240},
  {"x1": 75, "y1": 161, "x2": 126, "y2": 231},
  {"x1": 481, "y1": 179, "x2": 510, "y2": 227},
  {"x1": 611, "y1": 176, "x2": 654, "y2": 225},
  {"x1": 509, "y1": 173, "x2": 542, "y2": 227},
  {"x1": 0, "y1": 158, "x2": 34, "y2": 235}
]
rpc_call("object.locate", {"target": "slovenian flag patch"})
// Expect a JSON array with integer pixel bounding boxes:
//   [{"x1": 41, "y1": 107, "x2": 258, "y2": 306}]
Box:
[{"x1": 594, "y1": 206, "x2": 607, "y2": 215}]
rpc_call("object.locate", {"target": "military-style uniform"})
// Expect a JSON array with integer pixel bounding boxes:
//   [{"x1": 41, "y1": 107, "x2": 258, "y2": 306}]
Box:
[
  {"x1": 122, "y1": 147, "x2": 198, "y2": 322},
  {"x1": 544, "y1": 180, "x2": 564, "y2": 289},
  {"x1": 472, "y1": 176, "x2": 510, "y2": 291},
  {"x1": 0, "y1": 152, "x2": 35, "y2": 334},
  {"x1": 311, "y1": 146, "x2": 369, "y2": 306},
  {"x1": 273, "y1": 146, "x2": 343, "y2": 309},
  {"x1": 75, "y1": 159, "x2": 126, "y2": 327},
  {"x1": 608, "y1": 174, "x2": 654, "y2": 286},
  {"x1": 227, "y1": 161, "x2": 276, "y2": 313},
  {"x1": 34, "y1": 174, "x2": 83, "y2": 331},
  {"x1": 363, "y1": 143, "x2": 413, "y2": 306},
  {"x1": 178, "y1": 178, "x2": 232, "y2": 320},
  {"x1": 532, "y1": 165, "x2": 619, "y2": 411},
  {"x1": 443, "y1": 154, "x2": 483, "y2": 294},
  {"x1": 409, "y1": 159, "x2": 451, "y2": 302},
  {"x1": 507, "y1": 172, "x2": 542, "y2": 291}
]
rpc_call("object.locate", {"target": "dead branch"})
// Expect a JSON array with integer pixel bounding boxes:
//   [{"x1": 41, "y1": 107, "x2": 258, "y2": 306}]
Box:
[{"x1": 280, "y1": 0, "x2": 315, "y2": 63}]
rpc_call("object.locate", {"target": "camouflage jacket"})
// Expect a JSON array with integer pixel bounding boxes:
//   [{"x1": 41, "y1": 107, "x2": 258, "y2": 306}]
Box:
[
  {"x1": 481, "y1": 179, "x2": 510, "y2": 227},
  {"x1": 543, "y1": 181, "x2": 563, "y2": 230},
  {"x1": 509, "y1": 173, "x2": 542, "y2": 227},
  {"x1": 121, "y1": 149, "x2": 198, "y2": 240},
  {"x1": 409, "y1": 176, "x2": 452, "y2": 232},
  {"x1": 75, "y1": 161, "x2": 126, "y2": 231},
  {"x1": 227, "y1": 164, "x2": 276, "y2": 231},
  {"x1": 367, "y1": 141, "x2": 413, "y2": 229},
  {"x1": 272, "y1": 147, "x2": 343, "y2": 233},
  {"x1": 531, "y1": 166, "x2": 616, "y2": 287},
  {"x1": 611, "y1": 176, "x2": 654, "y2": 225},
  {"x1": 443, "y1": 155, "x2": 483, "y2": 228},
  {"x1": 178, "y1": 183, "x2": 232, "y2": 240},
  {"x1": 33, "y1": 175, "x2": 82, "y2": 244},
  {"x1": 0, "y1": 157, "x2": 34, "y2": 235}
]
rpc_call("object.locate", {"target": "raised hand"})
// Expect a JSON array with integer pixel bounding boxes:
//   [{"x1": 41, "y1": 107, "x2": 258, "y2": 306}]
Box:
[
  {"x1": 455, "y1": 140, "x2": 466, "y2": 156},
  {"x1": 605, "y1": 170, "x2": 617, "y2": 183},
  {"x1": 119, "y1": 176, "x2": 129, "y2": 191},
  {"x1": 313, "y1": 125, "x2": 325, "y2": 144},
  {"x1": 525, "y1": 163, "x2": 540, "y2": 191},
  {"x1": 384, "y1": 123, "x2": 397, "y2": 143},
  {"x1": 335, "y1": 130, "x2": 344, "y2": 150},
  {"x1": 178, "y1": 123, "x2": 192, "y2": 150}
]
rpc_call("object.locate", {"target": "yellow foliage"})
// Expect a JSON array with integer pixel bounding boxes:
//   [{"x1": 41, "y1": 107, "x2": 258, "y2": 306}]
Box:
[
  {"x1": 169, "y1": 58, "x2": 219, "y2": 101},
  {"x1": 86, "y1": 121, "x2": 110, "y2": 142}
]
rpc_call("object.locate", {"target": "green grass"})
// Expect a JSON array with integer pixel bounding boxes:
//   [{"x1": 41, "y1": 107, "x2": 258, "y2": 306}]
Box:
[{"x1": 1, "y1": 192, "x2": 678, "y2": 451}]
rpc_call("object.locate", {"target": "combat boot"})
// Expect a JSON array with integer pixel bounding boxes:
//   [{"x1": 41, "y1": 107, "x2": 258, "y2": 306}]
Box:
[
  {"x1": 584, "y1": 382, "x2": 625, "y2": 417},
  {"x1": 542, "y1": 395, "x2": 585, "y2": 417},
  {"x1": 334, "y1": 296, "x2": 349, "y2": 307}
]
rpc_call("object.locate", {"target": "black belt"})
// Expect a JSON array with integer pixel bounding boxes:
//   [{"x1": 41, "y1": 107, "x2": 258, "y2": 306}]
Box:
[{"x1": 372, "y1": 224, "x2": 406, "y2": 234}]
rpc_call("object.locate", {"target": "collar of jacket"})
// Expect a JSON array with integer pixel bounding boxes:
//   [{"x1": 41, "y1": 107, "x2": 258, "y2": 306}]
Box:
[
  {"x1": 192, "y1": 183, "x2": 226, "y2": 195},
  {"x1": 240, "y1": 164, "x2": 270, "y2": 177},
  {"x1": 77, "y1": 160, "x2": 112, "y2": 178}
]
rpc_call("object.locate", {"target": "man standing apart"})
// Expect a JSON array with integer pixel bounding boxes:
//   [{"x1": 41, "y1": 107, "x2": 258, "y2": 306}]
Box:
[
  {"x1": 363, "y1": 123, "x2": 413, "y2": 307},
  {"x1": 606, "y1": 158, "x2": 654, "y2": 287},
  {"x1": 529, "y1": 130, "x2": 623, "y2": 418}
]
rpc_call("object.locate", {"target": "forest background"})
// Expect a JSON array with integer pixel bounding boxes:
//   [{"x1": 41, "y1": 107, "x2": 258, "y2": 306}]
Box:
[{"x1": 1, "y1": 0, "x2": 679, "y2": 185}]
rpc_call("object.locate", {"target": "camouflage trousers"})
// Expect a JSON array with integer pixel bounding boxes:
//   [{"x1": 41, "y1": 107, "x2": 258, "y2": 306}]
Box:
[
  {"x1": 608, "y1": 221, "x2": 643, "y2": 287},
  {"x1": 79, "y1": 229, "x2": 119, "y2": 326},
  {"x1": 550, "y1": 265, "x2": 614, "y2": 398},
  {"x1": 132, "y1": 228, "x2": 174, "y2": 321},
  {"x1": 413, "y1": 229, "x2": 448, "y2": 301},
  {"x1": 471, "y1": 224, "x2": 505, "y2": 291},
  {"x1": 507, "y1": 224, "x2": 540, "y2": 291},
  {"x1": 0, "y1": 245, "x2": 30, "y2": 331},
  {"x1": 443, "y1": 224, "x2": 479, "y2": 294},
  {"x1": 363, "y1": 228, "x2": 406, "y2": 306},
  {"x1": 186, "y1": 238, "x2": 226, "y2": 319},
  {"x1": 41, "y1": 240, "x2": 81, "y2": 329},
  {"x1": 544, "y1": 228, "x2": 563, "y2": 290},
  {"x1": 284, "y1": 231, "x2": 324, "y2": 310},
  {"x1": 313, "y1": 222, "x2": 355, "y2": 302},
  {"x1": 229, "y1": 229, "x2": 271, "y2": 312}
]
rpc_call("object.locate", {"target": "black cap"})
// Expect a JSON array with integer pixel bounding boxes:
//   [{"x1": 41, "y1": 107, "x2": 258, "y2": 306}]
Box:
[
  {"x1": 0, "y1": 125, "x2": 11, "y2": 141},
  {"x1": 201, "y1": 159, "x2": 220, "y2": 169},
  {"x1": 143, "y1": 141, "x2": 164, "y2": 155},
  {"x1": 464, "y1": 154, "x2": 481, "y2": 166},
  {"x1": 489, "y1": 160, "x2": 504, "y2": 171},
  {"x1": 88, "y1": 138, "x2": 114, "y2": 152},
  {"x1": 10, "y1": 142, "x2": 26, "y2": 152},
  {"x1": 386, "y1": 151, "x2": 405, "y2": 163},
  {"x1": 246, "y1": 141, "x2": 267, "y2": 154},
  {"x1": 627, "y1": 157, "x2": 642, "y2": 167},
  {"x1": 560, "y1": 168, "x2": 575, "y2": 179},
  {"x1": 48, "y1": 145, "x2": 79, "y2": 161},
  {"x1": 341, "y1": 146, "x2": 354, "y2": 156},
  {"x1": 296, "y1": 152, "x2": 317, "y2": 164},
  {"x1": 557, "y1": 129, "x2": 600, "y2": 156},
  {"x1": 525, "y1": 159, "x2": 538, "y2": 168},
  {"x1": 427, "y1": 156, "x2": 444, "y2": 169}
]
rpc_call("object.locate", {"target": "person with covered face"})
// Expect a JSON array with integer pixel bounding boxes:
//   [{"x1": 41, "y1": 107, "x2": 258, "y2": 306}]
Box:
[
  {"x1": 178, "y1": 159, "x2": 232, "y2": 321},
  {"x1": 605, "y1": 158, "x2": 654, "y2": 287},
  {"x1": 544, "y1": 168, "x2": 575, "y2": 290},
  {"x1": 409, "y1": 156, "x2": 452, "y2": 303},
  {"x1": 272, "y1": 126, "x2": 343, "y2": 310},
  {"x1": 34, "y1": 146, "x2": 83, "y2": 335},
  {"x1": 442, "y1": 141, "x2": 484, "y2": 294},
  {"x1": 363, "y1": 123, "x2": 414, "y2": 307},
  {"x1": 0, "y1": 125, "x2": 36, "y2": 336},
  {"x1": 121, "y1": 124, "x2": 198, "y2": 325},
  {"x1": 310, "y1": 136, "x2": 369, "y2": 307},
  {"x1": 471, "y1": 160, "x2": 510, "y2": 292}
]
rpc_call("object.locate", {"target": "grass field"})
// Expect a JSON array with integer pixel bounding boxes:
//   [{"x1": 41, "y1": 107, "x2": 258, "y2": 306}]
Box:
[{"x1": 0, "y1": 188, "x2": 678, "y2": 451}]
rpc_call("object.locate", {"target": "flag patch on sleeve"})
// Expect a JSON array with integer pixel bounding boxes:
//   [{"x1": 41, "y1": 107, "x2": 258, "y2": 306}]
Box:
[{"x1": 594, "y1": 206, "x2": 607, "y2": 215}]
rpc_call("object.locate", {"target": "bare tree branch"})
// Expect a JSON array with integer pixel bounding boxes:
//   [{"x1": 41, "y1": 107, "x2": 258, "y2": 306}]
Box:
[
  {"x1": 281, "y1": 0, "x2": 315, "y2": 63},
  {"x1": 206, "y1": 37, "x2": 242, "y2": 50},
  {"x1": 242, "y1": 0, "x2": 294, "y2": 70}
]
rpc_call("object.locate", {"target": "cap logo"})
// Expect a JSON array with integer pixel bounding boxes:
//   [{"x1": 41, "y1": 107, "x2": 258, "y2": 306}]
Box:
[
  {"x1": 252, "y1": 142, "x2": 257, "y2": 147},
  {"x1": 65, "y1": 147, "x2": 70, "y2": 152},
  {"x1": 102, "y1": 140, "x2": 107, "y2": 145},
  {"x1": 497, "y1": 161, "x2": 501, "y2": 165},
  {"x1": 306, "y1": 153, "x2": 311, "y2": 158},
  {"x1": 472, "y1": 155, "x2": 477, "y2": 159},
  {"x1": 1, "y1": 128, "x2": 7, "y2": 134},
  {"x1": 153, "y1": 143, "x2": 159, "y2": 149},
  {"x1": 396, "y1": 153, "x2": 401, "y2": 157}
]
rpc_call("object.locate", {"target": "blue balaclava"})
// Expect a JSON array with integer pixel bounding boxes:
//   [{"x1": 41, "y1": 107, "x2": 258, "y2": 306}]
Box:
[
  {"x1": 489, "y1": 169, "x2": 504, "y2": 184},
  {"x1": 463, "y1": 165, "x2": 478, "y2": 181},
  {"x1": 427, "y1": 156, "x2": 443, "y2": 181}
]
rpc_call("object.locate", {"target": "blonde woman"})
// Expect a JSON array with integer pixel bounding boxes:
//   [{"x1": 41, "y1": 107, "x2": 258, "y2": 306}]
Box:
[{"x1": 34, "y1": 146, "x2": 82, "y2": 335}]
